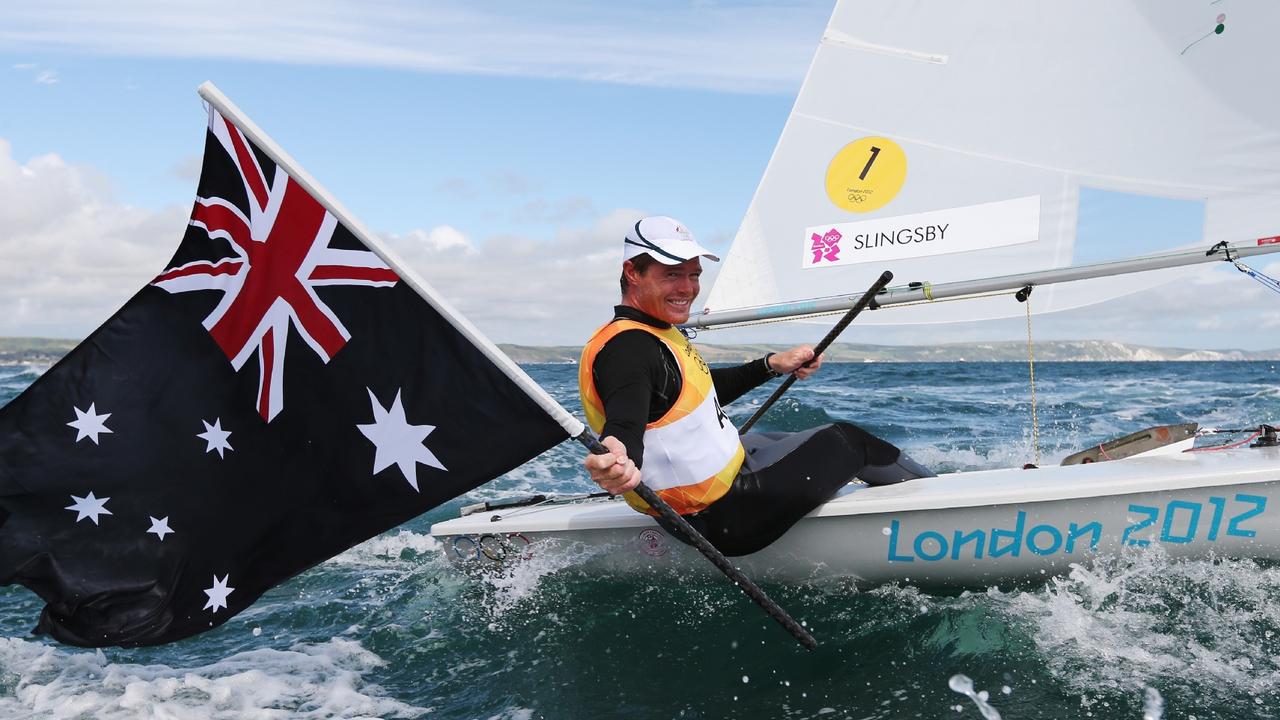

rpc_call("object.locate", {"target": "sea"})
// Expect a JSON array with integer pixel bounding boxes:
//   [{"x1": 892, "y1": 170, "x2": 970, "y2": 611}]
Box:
[{"x1": 1, "y1": 360, "x2": 1278, "y2": 720}]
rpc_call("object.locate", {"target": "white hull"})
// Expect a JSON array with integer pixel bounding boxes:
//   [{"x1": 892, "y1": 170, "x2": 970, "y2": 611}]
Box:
[{"x1": 431, "y1": 445, "x2": 1280, "y2": 587}]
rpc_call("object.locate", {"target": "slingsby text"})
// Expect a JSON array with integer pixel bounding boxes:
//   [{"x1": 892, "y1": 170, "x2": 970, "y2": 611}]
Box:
[{"x1": 846, "y1": 223, "x2": 948, "y2": 251}]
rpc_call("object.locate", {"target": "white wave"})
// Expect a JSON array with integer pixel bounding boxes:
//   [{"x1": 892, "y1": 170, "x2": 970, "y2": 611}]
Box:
[
  {"x1": 0, "y1": 636, "x2": 427, "y2": 719},
  {"x1": 0, "y1": 362, "x2": 47, "y2": 377},
  {"x1": 996, "y1": 548, "x2": 1280, "y2": 701},
  {"x1": 327, "y1": 530, "x2": 443, "y2": 568},
  {"x1": 463, "y1": 538, "x2": 614, "y2": 624},
  {"x1": 909, "y1": 437, "x2": 1070, "y2": 473},
  {"x1": 317, "y1": 530, "x2": 473, "y2": 611}
]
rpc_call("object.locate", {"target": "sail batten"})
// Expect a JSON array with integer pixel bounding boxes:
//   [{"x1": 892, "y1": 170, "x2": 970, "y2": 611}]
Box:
[{"x1": 819, "y1": 30, "x2": 948, "y2": 64}]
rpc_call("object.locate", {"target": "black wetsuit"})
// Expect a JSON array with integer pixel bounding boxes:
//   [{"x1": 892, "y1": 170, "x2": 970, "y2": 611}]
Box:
[{"x1": 590, "y1": 306, "x2": 931, "y2": 556}]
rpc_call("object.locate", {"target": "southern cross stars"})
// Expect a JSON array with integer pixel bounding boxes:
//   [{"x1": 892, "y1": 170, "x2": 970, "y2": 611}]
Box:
[
  {"x1": 357, "y1": 388, "x2": 446, "y2": 492},
  {"x1": 148, "y1": 516, "x2": 174, "y2": 541},
  {"x1": 197, "y1": 418, "x2": 233, "y2": 458},
  {"x1": 68, "y1": 403, "x2": 112, "y2": 444},
  {"x1": 66, "y1": 492, "x2": 112, "y2": 524},
  {"x1": 203, "y1": 575, "x2": 234, "y2": 613}
]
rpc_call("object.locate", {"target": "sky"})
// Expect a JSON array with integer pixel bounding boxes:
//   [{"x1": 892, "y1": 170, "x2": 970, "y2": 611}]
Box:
[{"x1": 2, "y1": 0, "x2": 1277, "y2": 350}]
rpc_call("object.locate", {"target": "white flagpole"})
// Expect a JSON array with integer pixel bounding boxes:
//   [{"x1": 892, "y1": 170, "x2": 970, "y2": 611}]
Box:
[{"x1": 196, "y1": 82, "x2": 584, "y2": 438}]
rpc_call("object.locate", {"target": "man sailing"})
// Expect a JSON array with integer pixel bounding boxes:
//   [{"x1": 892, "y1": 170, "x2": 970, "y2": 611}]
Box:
[{"x1": 580, "y1": 216, "x2": 933, "y2": 556}]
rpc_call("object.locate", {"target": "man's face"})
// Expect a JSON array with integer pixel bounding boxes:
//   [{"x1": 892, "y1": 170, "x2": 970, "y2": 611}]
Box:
[{"x1": 624, "y1": 257, "x2": 702, "y2": 324}]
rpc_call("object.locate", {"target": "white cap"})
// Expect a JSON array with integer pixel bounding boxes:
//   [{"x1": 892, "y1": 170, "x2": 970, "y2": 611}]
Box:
[{"x1": 623, "y1": 216, "x2": 720, "y2": 265}]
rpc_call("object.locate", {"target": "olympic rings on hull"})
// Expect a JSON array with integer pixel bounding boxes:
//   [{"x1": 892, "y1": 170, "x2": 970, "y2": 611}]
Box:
[{"x1": 448, "y1": 532, "x2": 532, "y2": 565}]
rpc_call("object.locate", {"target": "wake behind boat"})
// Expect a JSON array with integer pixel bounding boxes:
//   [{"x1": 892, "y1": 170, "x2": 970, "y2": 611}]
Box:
[{"x1": 431, "y1": 430, "x2": 1280, "y2": 587}]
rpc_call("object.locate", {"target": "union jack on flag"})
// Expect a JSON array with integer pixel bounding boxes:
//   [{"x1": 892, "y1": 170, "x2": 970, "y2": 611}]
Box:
[{"x1": 152, "y1": 109, "x2": 400, "y2": 421}]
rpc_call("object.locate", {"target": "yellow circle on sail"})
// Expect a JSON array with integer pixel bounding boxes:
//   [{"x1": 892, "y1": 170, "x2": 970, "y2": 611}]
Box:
[{"x1": 825, "y1": 137, "x2": 906, "y2": 213}]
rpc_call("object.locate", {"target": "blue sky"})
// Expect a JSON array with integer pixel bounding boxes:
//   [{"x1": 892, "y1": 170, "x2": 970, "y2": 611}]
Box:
[{"x1": 2, "y1": 1, "x2": 1276, "y2": 349}]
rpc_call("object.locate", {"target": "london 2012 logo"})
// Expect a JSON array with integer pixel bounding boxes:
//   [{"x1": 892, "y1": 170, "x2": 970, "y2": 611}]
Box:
[{"x1": 810, "y1": 229, "x2": 842, "y2": 264}]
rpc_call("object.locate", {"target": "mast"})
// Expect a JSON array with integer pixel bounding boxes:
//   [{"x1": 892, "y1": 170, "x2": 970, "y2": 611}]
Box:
[{"x1": 687, "y1": 240, "x2": 1280, "y2": 330}]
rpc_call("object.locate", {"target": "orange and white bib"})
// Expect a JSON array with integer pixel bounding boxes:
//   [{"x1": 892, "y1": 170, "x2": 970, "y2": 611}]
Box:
[{"x1": 579, "y1": 320, "x2": 744, "y2": 515}]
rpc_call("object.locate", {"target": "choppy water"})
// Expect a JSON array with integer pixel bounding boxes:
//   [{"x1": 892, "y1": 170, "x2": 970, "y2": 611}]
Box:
[{"x1": 1, "y1": 361, "x2": 1278, "y2": 719}]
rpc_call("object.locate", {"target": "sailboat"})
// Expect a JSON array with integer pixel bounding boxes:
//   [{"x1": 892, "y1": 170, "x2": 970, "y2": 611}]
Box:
[{"x1": 430, "y1": 0, "x2": 1280, "y2": 586}]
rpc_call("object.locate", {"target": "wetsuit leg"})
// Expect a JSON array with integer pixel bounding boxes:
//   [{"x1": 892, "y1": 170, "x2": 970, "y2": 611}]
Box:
[
  {"x1": 689, "y1": 423, "x2": 875, "y2": 556},
  {"x1": 826, "y1": 421, "x2": 934, "y2": 486},
  {"x1": 659, "y1": 422, "x2": 933, "y2": 556}
]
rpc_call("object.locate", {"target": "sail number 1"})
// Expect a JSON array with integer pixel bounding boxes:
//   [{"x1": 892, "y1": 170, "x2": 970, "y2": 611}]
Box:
[
  {"x1": 825, "y1": 136, "x2": 907, "y2": 214},
  {"x1": 859, "y1": 146, "x2": 881, "y2": 181}
]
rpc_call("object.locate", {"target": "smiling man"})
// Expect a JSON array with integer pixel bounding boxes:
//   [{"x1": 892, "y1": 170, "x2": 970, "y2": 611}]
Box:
[{"x1": 579, "y1": 216, "x2": 933, "y2": 556}]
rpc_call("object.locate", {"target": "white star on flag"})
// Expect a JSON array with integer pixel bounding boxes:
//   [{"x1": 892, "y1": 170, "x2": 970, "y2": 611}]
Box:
[
  {"x1": 203, "y1": 575, "x2": 234, "y2": 613},
  {"x1": 67, "y1": 403, "x2": 112, "y2": 444},
  {"x1": 197, "y1": 418, "x2": 233, "y2": 458},
  {"x1": 357, "y1": 388, "x2": 446, "y2": 492},
  {"x1": 65, "y1": 492, "x2": 112, "y2": 525},
  {"x1": 147, "y1": 516, "x2": 174, "y2": 541}
]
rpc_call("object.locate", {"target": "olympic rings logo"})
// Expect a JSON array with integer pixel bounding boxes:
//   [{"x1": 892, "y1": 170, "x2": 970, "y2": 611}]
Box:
[{"x1": 450, "y1": 533, "x2": 532, "y2": 563}]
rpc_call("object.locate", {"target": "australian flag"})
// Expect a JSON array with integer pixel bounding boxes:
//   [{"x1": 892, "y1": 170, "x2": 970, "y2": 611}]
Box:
[{"x1": 0, "y1": 101, "x2": 569, "y2": 647}]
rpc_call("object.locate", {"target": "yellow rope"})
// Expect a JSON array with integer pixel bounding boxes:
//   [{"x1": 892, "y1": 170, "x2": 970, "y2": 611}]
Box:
[{"x1": 1025, "y1": 294, "x2": 1041, "y2": 466}]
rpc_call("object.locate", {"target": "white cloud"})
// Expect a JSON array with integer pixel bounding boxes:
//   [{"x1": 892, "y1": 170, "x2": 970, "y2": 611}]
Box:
[
  {"x1": 0, "y1": 139, "x2": 186, "y2": 338},
  {"x1": 0, "y1": 137, "x2": 640, "y2": 344},
  {"x1": 11, "y1": 62, "x2": 36, "y2": 70},
  {"x1": 0, "y1": 1, "x2": 830, "y2": 94},
  {"x1": 379, "y1": 210, "x2": 643, "y2": 343},
  {"x1": 387, "y1": 225, "x2": 476, "y2": 254}
]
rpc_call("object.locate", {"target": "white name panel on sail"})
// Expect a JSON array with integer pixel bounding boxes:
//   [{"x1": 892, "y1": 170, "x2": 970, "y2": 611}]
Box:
[{"x1": 802, "y1": 196, "x2": 1040, "y2": 269}]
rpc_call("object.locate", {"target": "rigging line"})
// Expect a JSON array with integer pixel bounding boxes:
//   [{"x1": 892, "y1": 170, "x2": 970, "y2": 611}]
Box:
[
  {"x1": 1233, "y1": 259, "x2": 1280, "y2": 296},
  {"x1": 1186, "y1": 432, "x2": 1261, "y2": 452},
  {"x1": 1022, "y1": 287, "x2": 1041, "y2": 467}
]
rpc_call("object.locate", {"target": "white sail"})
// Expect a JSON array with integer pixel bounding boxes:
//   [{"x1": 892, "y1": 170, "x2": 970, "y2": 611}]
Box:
[{"x1": 704, "y1": 0, "x2": 1280, "y2": 326}]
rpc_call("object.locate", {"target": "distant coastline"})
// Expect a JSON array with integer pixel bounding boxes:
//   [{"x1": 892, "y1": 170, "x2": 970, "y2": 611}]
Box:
[
  {"x1": 4, "y1": 337, "x2": 1277, "y2": 366},
  {"x1": 500, "y1": 341, "x2": 1280, "y2": 364}
]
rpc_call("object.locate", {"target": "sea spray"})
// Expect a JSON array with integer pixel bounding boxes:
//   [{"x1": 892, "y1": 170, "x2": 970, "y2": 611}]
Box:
[
  {"x1": 1143, "y1": 686, "x2": 1164, "y2": 720},
  {"x1": 0, "y1": 637, "x2": 425, "y2": 719},
  {"x1": 996, "y1": 546, "x2": 1280, "y2": 710},
  {"x1": 949, "y1": 674, "x2": 1002, "y2": 719}
]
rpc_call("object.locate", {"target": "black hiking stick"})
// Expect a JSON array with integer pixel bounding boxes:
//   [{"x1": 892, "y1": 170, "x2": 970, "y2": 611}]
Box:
[
  {"x1": 738, "y1": 271, "x2": 894, "y2": 435},
  {"x1": 575, "y1": 431, "x2": 818, "y2": 651}
]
